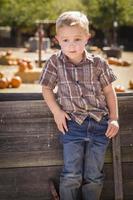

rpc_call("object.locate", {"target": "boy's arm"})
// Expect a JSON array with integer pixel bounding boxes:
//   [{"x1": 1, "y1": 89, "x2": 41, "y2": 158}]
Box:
[
  {"x1": 103, "y1": 84, "x2": 119, "y2": 138},
  {"x1": 42, "y1": 85, "x2": 70, "y2": 134}
]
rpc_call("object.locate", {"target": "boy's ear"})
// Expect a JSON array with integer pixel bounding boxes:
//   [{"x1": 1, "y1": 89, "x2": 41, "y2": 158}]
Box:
[
  {"x1": 54, "y1": 35, "x2": 60, "y2": 45},
  {"x1": 87, "y1": 33, "x2": 91, "y2": 40},
  {"x1": 55, "y1": 35, "x2": 59, "y2": 42},
  {"x1": 85, "y1": 33, "x2": 91, "y2": 44},
  {"x1": 85, "y1": 33, "x2": 91, "y2": 45}
]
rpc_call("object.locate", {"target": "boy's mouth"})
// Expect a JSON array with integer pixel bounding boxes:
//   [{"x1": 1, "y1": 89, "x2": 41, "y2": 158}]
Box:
[{"x1": 69, "y1": 51, "x2": 77, "y2": 53}]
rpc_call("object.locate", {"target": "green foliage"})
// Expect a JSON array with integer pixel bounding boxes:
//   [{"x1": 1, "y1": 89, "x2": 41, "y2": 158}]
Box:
[
  {"x1": 0, "y1": 0, "x2": 132, "y2": 34},
  {"x1": 0, "y1": 0, "x2": 48, "y2": 27},
  {"x1": 82, "y1": 0, "x2": 133, "y2": 29},
  {"x1": 45, "y1": 0, "x2": 86, "y2": 19},
  {"x1": 81, "y1": 0, "x2": 133, "y2": 44},
  {"x1": 0, "y1": 0, "x2": 86, "y2": 28}
]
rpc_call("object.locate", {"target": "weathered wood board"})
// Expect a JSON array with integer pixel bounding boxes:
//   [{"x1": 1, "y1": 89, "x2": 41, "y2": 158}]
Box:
[{"x1": 0, "y1": 93, "x2": 133, "y2": 200}]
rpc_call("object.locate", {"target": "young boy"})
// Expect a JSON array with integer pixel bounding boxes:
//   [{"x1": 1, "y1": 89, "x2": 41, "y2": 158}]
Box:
[{"x1": 39, "y1": 11, "x2": 119, "y2": 200}]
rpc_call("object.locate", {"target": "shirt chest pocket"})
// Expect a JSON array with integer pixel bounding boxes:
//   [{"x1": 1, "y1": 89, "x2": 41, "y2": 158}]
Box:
[
  {"x1": 57, "y1": 67, "x2": 83, "y2": 97},
  {"x1": 57, "y1": 64, "x2": 102, "y2": 98},
  {"x1": 81, "y1": 82, "x2": 102, "y2": 97},
  {"x1": 58, "y1": 81, "x2": 82, "y2": 98}
]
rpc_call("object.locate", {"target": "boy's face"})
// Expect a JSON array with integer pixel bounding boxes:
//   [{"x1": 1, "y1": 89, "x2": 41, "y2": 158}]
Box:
[{"x1": 56, "y1": 25, "x2": 90, "y2": 64}]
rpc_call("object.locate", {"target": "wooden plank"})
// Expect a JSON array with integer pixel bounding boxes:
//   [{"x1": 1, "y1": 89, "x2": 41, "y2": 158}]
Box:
[
  {"x1": 112, "y1": 134, "x2": 123, "y2": 200},
  {"x1": 120, "y1": 134, "x2": 133, "y2": 146},
  {"x1": 0, "y1": 92, "x2": 133, "y2": 102},
  {"x1": 0, "y1": 119, "x2": 57, "y2": 136},
  {"x1": 0, "y1": 133, "x2": 133, "y2": 155},
  {"x1": 0, "y1": 93, "x2": 43, "y2": 101},
  {"x1": 0, "y1": 100, "x2": 52, "y2": 118},
  {"x1": 0, "y1": 150, "x2": 63, "y2": 168},
  {"x1": 0, "y1": 147, "x2": 133, "y2": 168},
  {"x1": 0, "y1": 166, "x2": 61, "y2": 200},
  {"x1": 0, "y1": 135, "x2": 61, "y2": 153},
  {"x1": 0, "y1": 101, "x2": 133, "y2": 138},
  {"x1": 0, "y1": 100, "x2": 132, "y2": 133},
  {"x1": 0, "y1": 164, "x2": 133, "y2": 200},
  {"x1": 1, "y1": 119, "x2": 132, "y2": 138},
  {"x1": 1, "y1": 118, "x2": 132, "y2": 136},
  {"x1": 104, "y1": 163, "x2": 133, "y2": 179}
]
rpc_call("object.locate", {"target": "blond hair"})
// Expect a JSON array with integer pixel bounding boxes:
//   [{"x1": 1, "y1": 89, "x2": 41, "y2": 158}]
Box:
[{"x1": 56, "y1": 11, "x2": 89, "y2": 33}]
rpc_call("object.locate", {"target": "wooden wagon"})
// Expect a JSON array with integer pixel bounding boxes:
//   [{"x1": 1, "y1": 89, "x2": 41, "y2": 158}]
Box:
[{"x1": 0, "y1": 92, "x2": 133, "y2": 200}]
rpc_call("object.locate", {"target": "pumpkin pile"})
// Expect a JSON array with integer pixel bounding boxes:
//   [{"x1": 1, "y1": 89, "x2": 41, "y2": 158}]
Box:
[
  {"x1": 17, "y1": 59, "x2": 34, "y2": 72},
  {"x1": 0, "y1": 73, "x2": 22, "y2": 89},
  {"x1": 107, "y1": 57, "x2": 131, "y2": 67},
  {"x1": 0, "y1": 50, "x2": 18, "y2": 65}
]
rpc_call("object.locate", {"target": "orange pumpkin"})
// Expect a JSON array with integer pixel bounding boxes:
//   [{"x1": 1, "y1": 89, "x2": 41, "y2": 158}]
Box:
[
  {"x1": 122, "y1": 60, "x2": 131, "y2": 66},
  {"x1": 8, "y1": 60, "x2": 14, "y2": 65},
  {"x1": 0, "y1": 77, "x2": 8, "y2": 89},
  {"x1": 27, "y1": 62, "x2": 33, "y2": 70},
  {"x1": 108, "y1": 57, "x2": 118, "y2": 65},
  {"x1": 23, "y1": 58, "x2": 31, "y2": 63},
  {"x1": 6, "y1": 50, "x2": 13, "y2": 56},
  {"x1": 17, "y1": 59, "x2": 22, "y2": 65},
  {"x1": 114, "y1": 85, "x2": 125, "y2": 93},
  {"x1": 129, "y1": 80, "x2": 133, "y2": 89},
  {"x1": 0, "y1": 51, "x2": 6, "y2": 57},
  {"x1": 115, "y1": 59, "x2": 123, "y2": 66},
  {"x1": 108, "y1": 57, "x2": 123, "y2": 66},
  {"x1": 10, "y1": 76, "x2": 22, "y2": 88},
  {"x1": 18, "y1": 61, "x2": 28, "y2": 72},
  {"x1": 0, "y1": 72, "x2": 4, "y2": 78}
]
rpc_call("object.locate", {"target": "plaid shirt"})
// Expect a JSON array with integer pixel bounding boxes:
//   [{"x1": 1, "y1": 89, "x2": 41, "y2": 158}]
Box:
[{"x1": 39, "y1": 50, "x2": 117, "y2": 124}]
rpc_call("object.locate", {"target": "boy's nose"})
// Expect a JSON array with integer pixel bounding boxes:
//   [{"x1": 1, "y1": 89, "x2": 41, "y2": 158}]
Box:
[
  {"x1": 69, "y1": 42, "x2": 76, "y2": 49},
  {"x1": 69, "y1": 41, "x2": 75, "y2": 46}
]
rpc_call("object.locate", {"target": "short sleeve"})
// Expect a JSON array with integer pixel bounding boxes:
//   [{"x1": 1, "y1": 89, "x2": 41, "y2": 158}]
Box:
[
  {"x1": 39, "y1": 55, "x2": 58, "y2": 89},
  {"x1": 98, "y1": 58, "x2": 117, "y2": 89}
]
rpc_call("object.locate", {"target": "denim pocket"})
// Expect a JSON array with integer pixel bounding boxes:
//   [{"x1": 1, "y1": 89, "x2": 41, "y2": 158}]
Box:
[
  {"x1": 99, "y1": 115, "x2": 109, "y2": 125},
  {"x1": 91, "y1": 116, "x2": 109, "y2": 138}
]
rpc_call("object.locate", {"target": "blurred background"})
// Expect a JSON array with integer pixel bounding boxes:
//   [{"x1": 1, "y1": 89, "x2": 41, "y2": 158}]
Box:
[
  {"x1": 0, "y1": 0, "x2": 133, "y2": 93},
  {"x1": 0, "y1": 0, "x2": 133, "y2": 49}
]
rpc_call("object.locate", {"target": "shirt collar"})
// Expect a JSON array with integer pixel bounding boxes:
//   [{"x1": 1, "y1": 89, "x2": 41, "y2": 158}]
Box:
[
  {"x1": 58, "y1": 50, "x2": 94, "y2": 66},
  {"x1": 84, "y1": 50, "x2": 94, "y2": 63}
]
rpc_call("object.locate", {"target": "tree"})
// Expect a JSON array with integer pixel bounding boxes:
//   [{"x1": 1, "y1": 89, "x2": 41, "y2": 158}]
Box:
[
  {"x1": 0, "y1": 0, "x2": 133, "y2": 47},
  {"x1": 82, "y1": 0, "x2": 133, "y2": 45},
  {"x1": 0, "y1": 0, "x2": 48, "y2": 46},
  {"x1": 0, "y1": 0, "x2": 86, "y2": 46},
  {"x1": 45, "y1": 0, "x2": 86, "y2": 19}
]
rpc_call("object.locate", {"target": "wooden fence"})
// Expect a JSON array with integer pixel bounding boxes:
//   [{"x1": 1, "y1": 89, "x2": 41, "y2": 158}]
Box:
[{"x1": 0, "y1": 93, "x2": 133, "y2": 200}]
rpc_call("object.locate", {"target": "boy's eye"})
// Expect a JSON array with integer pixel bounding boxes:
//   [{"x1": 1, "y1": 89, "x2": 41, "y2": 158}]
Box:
[
  {"x1": 75, "y1": 38, "x2": 81, "y2": 41},
  {"x1": 63, "y1": 39, "x2": 68, "y2": 42}
]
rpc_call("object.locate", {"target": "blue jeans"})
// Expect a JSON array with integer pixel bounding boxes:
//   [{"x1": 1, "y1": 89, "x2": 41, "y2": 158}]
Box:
[{"x1": 59, "y1": 116, "x2": 110, "y2": 200}]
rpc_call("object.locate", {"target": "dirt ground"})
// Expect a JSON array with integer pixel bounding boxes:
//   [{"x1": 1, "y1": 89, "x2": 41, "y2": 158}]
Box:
[
  {"x1": 110, "y1": 51, "x2": 133, "y2": 89},
  {"x1": 0, "y1": 48, "x2": 55, "y2": 93},
  {"x1": 0, "y1": 48, "x2": 133, "y2": 93}
]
